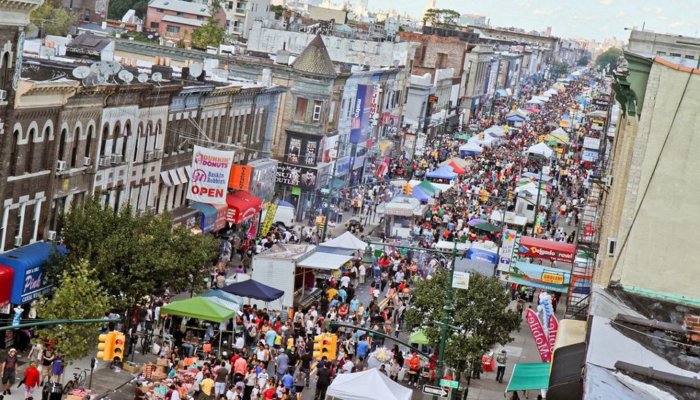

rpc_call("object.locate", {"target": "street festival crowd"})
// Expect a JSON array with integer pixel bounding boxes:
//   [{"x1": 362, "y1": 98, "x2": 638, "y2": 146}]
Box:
[{"x1": 0, "y1": 70, "x2": 606, "y2": 400}]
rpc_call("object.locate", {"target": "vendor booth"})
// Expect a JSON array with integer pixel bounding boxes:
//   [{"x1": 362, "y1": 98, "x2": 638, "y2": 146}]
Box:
[
  {"x1": 225, "y1": 191, "x2": 263, "y2": 225},
  {"x1": 319, "y1": 231, "x2": 368, "y2": 255},
  {"x1": 326, "y1": 368, "x2": 412, "y2": 400},
  {"x1": 425, "y1": 165, "x2": 457, "y2": 181},
  {"x1": 459, "y1": 142, "x2": 484, "y2": 157},
  {"x1": 220, "y1": 279, "x2": 284, "y2": 303},
  {"x1": 384, "y1": 197, "x2": 428, "y2": 239},
  {"x1": 526, "y1": 143, "x2": 555, "y2": 159},
  {"x1": 505, "y1": 362, "x2": 550, "y2": 397}
]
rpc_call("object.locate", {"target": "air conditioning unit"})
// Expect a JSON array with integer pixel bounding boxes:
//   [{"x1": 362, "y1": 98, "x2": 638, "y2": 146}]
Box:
[
  {"x1": 144, "y1": 151, "x2": 154, "y2": 162},
  {"x1": 0, "y1": 90, "x2": 7, "y2": 101},
  {"x1": 606, "y1": 237, "x2": 617, "y2": 257},
  {"x1": 153, "y1": 149, "x2": 164, "y2": 159},
  {"x1": 83, "y1": 156, "x2": 91, "y2": 166},
  {"x1": 111, "y1": 153, "x2": 123, "y2": 164},
  {"x1": 99, "y1": 156, "x2": 111, "y2": 167},
  {"x1": 13, "y1": 236, "x2": 22, "y2": 247},
  {"x1": 56, "y1": 160, "x2": 66, "y2": 172},
  {"x1": 46, "y1": 230, "x2": 57, "y2": 241},
  {"x1": 605, "y1": 175, "x2": 613, "y2": 187}
]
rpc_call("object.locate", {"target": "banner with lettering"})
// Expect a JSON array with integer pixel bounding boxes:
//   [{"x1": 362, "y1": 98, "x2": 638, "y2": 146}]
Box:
[
  {"x1": 548, "y1": 315, "x2": 559, "y2": 351},
  {"x1": 497, "y1": 229, "x2": 518, "y2": 273},
  {"x1": 526, "y1": 308, "x2": 552, "y2": 362},
  {"x1": 188, "y1": 145, "x2": 235, "y2": 205},
  {"x1": 259, "y1": 202, "x2": 278, "y2": 237}
]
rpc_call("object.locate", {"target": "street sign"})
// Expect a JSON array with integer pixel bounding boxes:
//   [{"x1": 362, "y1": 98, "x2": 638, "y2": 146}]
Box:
[
  {"x1": 440, "y1": 379, "x2": 459, "y2": 389},
  {"x1": 451, "y1": 271, "x2": 470, "y2": 290},
  {"x1": 422, "y1": 385, "x2": 450, "y2": 398}
]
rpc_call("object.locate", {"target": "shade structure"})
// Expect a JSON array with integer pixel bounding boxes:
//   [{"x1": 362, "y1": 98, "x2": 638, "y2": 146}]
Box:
[
  {"x1": 546, "y1": 132, "x2": 570, "y2": 145},
  {"x1": 409, "y1": 330, "x2": 429, "y2": 345},
  {"x1": 475, "y1": 222, "x2": 501, "y2": 232},
  {"x1": 221, "y1": 279, "x2": 284, "y2": 302},
  {"x1": 527, "y1": 142, "x2": 555, "y2": 159},
  {"x1": 506, "y1": 362, "x2": 551, "y2": 392},
  {"x1": 483, "y1": 125, "x2": 506, "y2": 138},
  {"x1": 467, "y1": 218, "x2": 486, "y2": 227},
  {"x1": 425, "y1": 165, "x2": 457, "y2": 180},
  {"x1": 226, "y1": 191, "x2": 262, "y2": 224},
  {"x1": 448, "y1": 161, "x2": 466, "y2": 175},
  {"x1": 410, "y1": 186, "x2": 431, "y2": 202},
  {"x1": 417, "y1": 180, "x2": 439, "y2": 195},
  {"x1": 199, "y1": 289, "x2": 243, "y2": 312},
  {"x1": 326, "y1": 368, "x2": 412, "y2": 400},
  {"x1": 160, "y1": 297, "x2": 236, "y2": 323},
  {"x1": 459, "y1": 141, "x2": 484, "y2": 156},
  {"x1": 320, "y1": 231, "x2": 368, "y2": 251},
  {"x1": 440, "y1": 157, "x2": 469, "y2": 169}
]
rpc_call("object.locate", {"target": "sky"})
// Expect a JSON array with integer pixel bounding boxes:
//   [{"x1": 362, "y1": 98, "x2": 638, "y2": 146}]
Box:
[{"x1": 368, "y1": 0, "x2": 700, "y2": 41}]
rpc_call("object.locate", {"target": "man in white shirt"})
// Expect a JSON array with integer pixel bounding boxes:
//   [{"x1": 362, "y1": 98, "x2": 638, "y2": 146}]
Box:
[
  {"x1": 340, "y1": 275, "x2": 350, "y2": 289},
  {"x1": 234, "y1": 335, "x2": 245, "y2": 351},
  {"x1": 358, "y1": 264, "x2": 367, "y2": 284}
]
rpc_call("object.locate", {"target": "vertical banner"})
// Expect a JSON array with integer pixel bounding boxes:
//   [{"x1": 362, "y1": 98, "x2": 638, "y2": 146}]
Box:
[
  {"x1": 260, "y1": 202, "x2": 278, "y2": 237},
  {"x1": 525, "y1": 308, "x2": 551, "y2": 362},
  {"x1": 228, "y1": 165, "x2": 253, "y2": 191},
  {"x1": 497, "y1": 229, "x2": 518, "y2": 273},
  {"x1": 247, "y1": 219, "x2": 258, "y2": 240},
  {"x1": 548, "y1": 315, "x2": 559, "y2": 352},
  {"x1": 188, "y1": 145, "x2": 235, "y2": 205}
]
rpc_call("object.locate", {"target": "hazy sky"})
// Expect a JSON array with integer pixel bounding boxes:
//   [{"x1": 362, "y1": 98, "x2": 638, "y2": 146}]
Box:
[{"x1": 369, "y1": 0, "x2": 700, "y2": 41}]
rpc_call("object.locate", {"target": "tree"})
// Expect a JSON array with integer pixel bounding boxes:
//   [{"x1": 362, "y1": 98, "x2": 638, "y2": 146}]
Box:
[
  {"x1": 30, "y1": 3, "x2": 76, "y2": 36},
  {"x1": 405, "y1": 272, "x2": 520, "y2": 372},
  {"x1": 36, "y1": 260, "x2": 111, "y2": 362},
  {"x1": 108, "y1": 0, "x2": 148, "y2": 20},
  {"x1": 422, "y1": 9, "x2": 460, "y2": 28},
  {"x1": 595, "y1": 47, "x2": 623, "y2": 71},
  {"x1": 551, "y1": 61, "x2": 570, "y2": 78},
  {"x1": 191, "y1": 20, "x2": 225, "y2": 50},
  {"x1": 577, "y1": 55, "x2": 591, "y2": 67},
  {"x1": 269, "y1": 4, "x2": 287, "y2": 19}
]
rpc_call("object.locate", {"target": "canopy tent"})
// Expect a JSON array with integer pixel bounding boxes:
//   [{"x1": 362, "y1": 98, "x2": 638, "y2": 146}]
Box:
[
  {"x1": 526, "y1": 142, "x2": 555, "y2": 159},
  {"x1": 226, "y1": 191, "x2": 263, "y2": 224},
  {"x1": 297, "y1": 252, "x2": 353, "y2": 270},
  {"x1": 321, "y1": 231, "x2": 368, "y2": 251},
  {"x1": 425, "y1": 165, "x2": 457, "y2": 180},
  {"x1": 448, "y1": 161, "x2": 466, "y2": 175},
  {"x1": 526, "y1": 97, "x2": 545, "y2": 105},
  {"x1": 468, "y1": 134, "x2": 499, "y2": 148},
  {"x1": 551, "y1": 127, "x2": 569, "y2": 137},
  {"x1": 484, "y1": 125, "x2": 507, "y2": 138},
  {"x1": 416, "y1": 180, "x2": 439, "y2": 195},
  {"x1": 506, "y1": 362, "x2": 551, "y2": 392},
  {"x1": 326, "y1": 369, "x2": 412, "y2": 400},
  {"x1": 546, "y1": 132, "x2": 570, "y2": 145},
  {"x1": 459, "y1": 141, "x2": 484, "y2": 156},
  {"x1": 409, "y1": 330, "x2": 429, "y2": 345},
  {"x1": 506, "y1": 114, "x2": 526, "y2": 123},
  {"x1": 199, "y1": 290, "x2": 243, "y2": 312},
  {"x1": 467, "y1": 218, "x2": 486, "y2": 227},
  {"x1": 160, "y1": 297, "x2": 236, "y2": 323},
  {"x1": 475, "y1": 222, "x2": 501, "y2": 232},
  {"x1": 544, "y1": 88, "x2": 559, "y2": 96},
  {"x1": 221, "y1": 279, "x2": 284, "y2": 302},
  {"x1": 406, "y1": 186, "x2": 431, "y2": 202},
  {"x1": 439, "y1": 157, "x2": 469, "y2": 169},
  {"x1": 587, "y1": 110, "x2": 607, "y2": 119}
]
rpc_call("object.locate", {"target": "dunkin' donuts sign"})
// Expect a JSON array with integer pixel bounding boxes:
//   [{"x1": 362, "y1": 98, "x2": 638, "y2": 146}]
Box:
[{"x1": 187, "y1": 145, "x2": 235, "y2": 205}]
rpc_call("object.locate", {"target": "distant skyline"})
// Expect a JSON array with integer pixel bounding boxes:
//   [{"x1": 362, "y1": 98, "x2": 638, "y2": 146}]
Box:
[{"x1": 367, "y1": 0, "x2": 700, "y2": 41}]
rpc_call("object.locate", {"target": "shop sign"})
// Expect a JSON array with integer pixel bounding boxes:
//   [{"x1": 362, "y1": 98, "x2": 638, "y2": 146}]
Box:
[
  {"x1": 19, "y1": 266, "x2": 52, "y2": 304},
  {"x1": 497, "y1": 229, "x2": 518, "y2": 273},
  {"x1": 370, "y1": 84, "x2": 381, "y2": 126},
  {"x1": 276, "y1": 164, "x2": 318, "y2": 192},
  {"x1": 228, "y1": 165, "x2": 253, "y2": 191},
  {"x1": 187, "y1": 145, "x2": 234, "y2": 205},
  {"x1": 541, "y1": 272, "x2": 565, "y2": 285},
  {"x1": 526, "y1": 308, "x2": 552, "y2": 362},
  {"x1": 285, "y1": 131, "x2": 321, "y2": 167}
]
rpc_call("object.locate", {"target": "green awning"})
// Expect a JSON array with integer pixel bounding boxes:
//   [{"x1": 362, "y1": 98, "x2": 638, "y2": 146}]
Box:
[
  {"x1": 409, "y1": 330, "x2": 429, "y2": 345},
  {"x1": 418, "y1": 180, "x2": 439, "y2": 195},
  {"x1": 506, "y1": 362, "x2": 551, "y2": 392},
  {"x1": 160, "y1": 297, "x2": 236, "y2": 323},
  {"x1": 475, "y1": 222, "x2": 501, "y2": 232}
]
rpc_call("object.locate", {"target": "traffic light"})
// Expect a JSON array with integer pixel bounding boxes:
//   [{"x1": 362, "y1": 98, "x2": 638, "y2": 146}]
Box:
[
  {"x1": 313, "y1": 333, "x2": 338, "y2": 361},
  {"x1": 402, "y1": 183, "x2": 413, "y2": 196},
  {"x1": 97, "y1": 332, "x2": 115, "y2": 361},
  {"x1": 112, "y1": 332, "x2": 125, "y2": 362},
  {"x1": 313, "y1": 334, "x2": 324, "y2": 360}
]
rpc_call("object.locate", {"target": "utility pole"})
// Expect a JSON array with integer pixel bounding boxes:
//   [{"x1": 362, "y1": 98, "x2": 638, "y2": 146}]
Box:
[
  {"x1": 434, "y1": 241, "x2": 458, "y2": 400},
  {"x1": 320, "y1": 139, "x2": 341, "y2": 243}
]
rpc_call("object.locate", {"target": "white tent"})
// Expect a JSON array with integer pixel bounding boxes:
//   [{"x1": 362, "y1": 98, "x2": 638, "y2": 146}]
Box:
[
  {"x1": 469, "y1": 134, "x2": 498, "y2": 148},
  {"x1": 326, "y1": 369, "x2": 413, "y2": 400},
  {"x1": 545, "y1": 88, "x2": 559, "y2": 96},
  {"x1": 526, "y1": 142, "x2": 555, "y2": 159},
  {"x1": 459, "y1": 141, "x2": 484, "y2": 154},
  {"x1": 484, "y1": 125, "x2": 506, "y2": 138},
  {"x1": 320, "y1": 231, "x2": 368, "y2": 251},
  {"x1": 551, "y1": 127, "x2": 569, "y2": 137}
]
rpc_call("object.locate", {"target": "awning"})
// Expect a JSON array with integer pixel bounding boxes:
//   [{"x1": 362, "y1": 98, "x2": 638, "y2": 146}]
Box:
[
  {"x1": 297, "y1": 252, "x2": 353, "y2": 270},
  {"x1": 177, "y1": 167, "x2": 189, "y2": 183},
  {"x1": 506, "y1": 362, "x2": 551, "y2": 392},
  {"x1": 212, "y1": 203, "x2": 228, "y2": 232},
  {"x1": 169, "y1": 169, "x2": 182, "y2": 186},
  {"x1": 160, "y1": 171, "x2": 173, "y2": 187},
  {"x1": 226, "y1": 191, "x2": 263, "y2": 224},
  {"x1": 190, "y1": 202, "x2": 217, "y2": 232},
  {"x1": 518, "y1": 236, "x2": 575, "y2": 263},
  {"x1": 547, "y1": 343, "x2": 586, "y2": 400},
  {"x1": 507, "y1": 261, "x2": 571, "y2": 293},
  {"x1": 170, "y1": 206, "x2": 201, "y2": 230},
  {"x1": 160, "y1": 297, "x2": 235, "y2": 323},
  {"x1": 0, "y1": 266, "x2": 14, "y2": 306}
]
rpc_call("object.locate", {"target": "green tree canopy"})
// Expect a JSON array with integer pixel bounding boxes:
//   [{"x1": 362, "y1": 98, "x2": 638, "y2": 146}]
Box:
[
  {"x1": 108, "y1": 0, "x2": 148, "y2": 20},
  {"x1": 405, "y1": 272, "x2": 520, "y2": 371},
  {"x1": 551, "y1": 61, "x2": 570, "y2": 78},
  {"x1": 191, "y1": 19, "x2": 225, "y2": 50},
  {"x1": 422, "y1": 9, "x2": 460, "y2": 28},
  {"x1": 30, "y1": 3, "x2": 76, "y2": 36},
  {"x1": 36, "y1": 260, "x2": 112, "y2": 361},
  {"x1": 596, "y1": 47, "x2": 623, "y2": 71},
  {"x1": 54, "y1": 197, "x2": 217, "y2": 314},
  {"x1": 577, "y1": 55, "x2": 591, "y2": 67},
  {"x1": 270, "y1": 5, "x2": 287, "y2": 19}
]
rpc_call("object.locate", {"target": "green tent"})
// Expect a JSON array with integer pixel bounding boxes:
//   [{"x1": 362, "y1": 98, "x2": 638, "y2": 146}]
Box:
[
  {"x1": 475, "y1": 222, "x2": 501, "y2": 233},
  {"x1": 409, "y1": 330, "x2": 429, "y2": 345},
  {"x1": 505, "y1": 362, "x2": 551, "y2": 392},
  {"x1": 160, "y1": 297, "x2": 236, "y2": 323},
  {"x1": 418, "y1": 180, "x2": 439, "y2": 195}
]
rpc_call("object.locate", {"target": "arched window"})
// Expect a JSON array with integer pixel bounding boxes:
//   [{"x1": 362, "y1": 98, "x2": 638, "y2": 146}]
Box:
[
  {"x1": 84, "y1": 125, "x2": 93, "y2": 159},
  {"x1": 10, "y1": 129, "x2": 20, "y2": 175},
  {"x1": 40, "y1": 125, "x2": 51, "y2": 170},
  {"x1": 57, "y1": 128, "x2": 67, "y2": 161},
  {"x1": 112, "y1": 122, "x2": 121, "y2": 157},
  {"x1": 0, "y1": 52, "x2": 9, "y2": 90},
  {"x1": 100, "y1": 124, "x2": 109, "y2": 159},
  {"x1": 27, "y1": 127, "x2": 36, "y2": 173},
  {"x1": 71, "y1": 125, "x2": 80, "y2": 168},
  {"x1": 133, "y1": 124, "x2": 142, "y2": 162},
  {"x1": 121, "y1": 122, "x2": 130, "y2": 157}
]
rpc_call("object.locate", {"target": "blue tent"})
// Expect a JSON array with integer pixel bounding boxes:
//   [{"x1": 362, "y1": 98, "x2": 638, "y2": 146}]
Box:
[
  {"x1": 506, "y1": 114, "x2": 526, "y2": 123},
  {"x1": 278, "y1": 200, "x2": 294, "y2": 208},
  {"x1": 411, "y1": 186, "x2": 430, "y2": 202},
  {"x1": 221, "y1": 279, "x2": 284, "y2": 302},
  {"x1": 425, "y1": 165, "x2": 457, "y2": 180}
]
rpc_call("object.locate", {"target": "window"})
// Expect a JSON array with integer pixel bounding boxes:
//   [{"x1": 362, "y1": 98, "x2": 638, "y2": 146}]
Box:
[
  {"x1": 227, "y1": 1, "x2": 233, "y2": 9},
  {"x1": 670, "y1": 52, "x2": 682, "y2": 57},
  {"x1": 176, "y1": 11, "x2": 183, "y2": 16},
  {"x1": 85, "y1": 125, "x2": 93, "y2": 159},
  {"x1": 58, "y1": 128, "x2": 67, "y2": 161},
  {"x1": 294, "y1": 97, "x2": 308, "y2": 121},
  {"x1": 157, "y1": 8, "x2": 164, "y2": 12},
  {"x1": 197, "y1": 15, "x2": 204, "y2": 20},
  {"x1": 100, "y1": 124, "x2": 108, "y2": 159},
  {"x1": 27, "y1": 128, "x2": 36, "y2": 173},
  {"x1": 685, "y1": 54, "x2": 696, "y2": 60},
  {"x1": 121, "y1": 123, "x2": 130, "y2": 157},
  {"x1": 312, "y1": 101, "x2": 322, "y2": 121},
  {"x1": 133, "y1": 125, "x2": 142, "y2": 162},
  {"x1": 150, "y1": 22, "x2": 160, "y2": 29},
  {"x1": 11, "y1": 129, "x2": 20, "y2": 176},
  {"x1": 607, "y1": 237, "x2": 617, "y2": 257},
  {"x1": 167, "y1": 25, "x2": 180, "y2": 34},
  {"x1": 0, "y1": 52, "x2": 9, "y2": 90},
  {"x1": 436, "y1": 52, "x2": 448, "y2": 69},
  {"x1": 71, "y1": 126, "x2": 80, "y2": 168},
  {"x1": 656, "y1": 51, "x2": 666, "y2": 55}
]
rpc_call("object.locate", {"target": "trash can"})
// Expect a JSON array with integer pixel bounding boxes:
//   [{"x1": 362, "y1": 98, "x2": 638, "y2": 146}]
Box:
[
  {"x1": 48, "y1": 382, "x2": 63, "y2": 400},
  {"x1": 41, "y1": 383, "x2": 50, "y2": 400}
]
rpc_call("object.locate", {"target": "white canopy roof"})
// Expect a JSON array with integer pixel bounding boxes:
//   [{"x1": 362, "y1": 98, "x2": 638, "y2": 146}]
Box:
[
  {"x1": 469, "y1": 134, "x2": 498, "y2": 148},
  {"x1": 436, "y1": 240, "x2": 470, "y2": 251},
  {"x1": 326, "y1": 368, "x2": 413, "y2": 400},
  {"x1": 526, "y1": 142, "x2": 555, "y2": 159},
  {"x1": 320, "y1": 231, "x2": 367, "y2": 251},
  {"x1": 297, "y1": 252, "x2": 353, "y2": 270},
  {"x1": 490, "y1": 210, "x2": 527, "y2": 226},
  {"x1": 545, "y1": 88, "x2": 559, "y2": 96},
  {"x1": 459, "y1": 141, "x2": 484, "y2": 153},
  {"x1": 484, "y1": 125, "x2": 506, "y2": 137},
  {"x1": 551, "y1": 127, "x2": 569, "y2": 137}
]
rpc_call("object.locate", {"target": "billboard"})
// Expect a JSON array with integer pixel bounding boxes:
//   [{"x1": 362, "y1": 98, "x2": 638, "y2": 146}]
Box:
[
  {"x1": 285, "y1": 131, "x2": 321, "y2": 167},
  {"x1": 276, "y1": 164, "x2": 318, "y2": 192},
  {"x1": 187, "y1": 145, "x2": 234, "y2": 205},
  {"x1": 350, "y1": 84, "x2": 373, "y2": 144}
]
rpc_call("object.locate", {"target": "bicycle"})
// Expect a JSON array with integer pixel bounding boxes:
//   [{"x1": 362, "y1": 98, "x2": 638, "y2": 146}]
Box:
[{"x1": 62, "y1": 368, "x2": 89, "y2": 394}]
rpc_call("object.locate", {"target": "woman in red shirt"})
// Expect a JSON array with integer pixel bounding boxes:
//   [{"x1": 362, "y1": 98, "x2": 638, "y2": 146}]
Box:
[{"x1": 23, "y1": 361, "x2": 41, "y2": 400}]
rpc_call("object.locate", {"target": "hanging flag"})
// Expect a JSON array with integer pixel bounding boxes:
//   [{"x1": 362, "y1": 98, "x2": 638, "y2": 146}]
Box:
[
  {"x1": 525, "y1": 308, "x2": 552, "y2": 362},
  {"x1": 247, "y1": 219, "x2": 258, "y2": 240},
  {"x1": 548, "y1": 314, "x2": 559, "y2": 352}
]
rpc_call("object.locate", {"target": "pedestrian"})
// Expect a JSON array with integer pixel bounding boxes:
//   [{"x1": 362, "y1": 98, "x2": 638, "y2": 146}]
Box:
[
  {"x1": 22, "y1": 361, "x2": 41, "y2": 400},
  {"x1": 50, "y1": 350, "x2": 64, "y2": 383},
  {"x1": 215, "y1": 361, "x2": 229, "y2": 396},
  {"x1": 40, "y1": 346, "x2": 54, "y2": 385},
  {"x1": 2, "y1": 348, "x2": 18, "y2": 394},
  {"x1": 314, "y1": 363, "x2": 332, "y2": 400},
  {"x1": 200, "y1": 373, "x2": 215, "y2": 400},
  {"x1": 496, "y1": 350, "x2": 507, "y2": 383}
]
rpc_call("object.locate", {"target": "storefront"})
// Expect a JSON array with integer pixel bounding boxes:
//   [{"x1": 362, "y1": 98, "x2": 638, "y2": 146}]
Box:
[
  {"x1": 190, "y1": 203, "x2": 228, "y2": 233},
  {"x1": 0, "y1": 242, "x2": 68, "y2": 305},
  {"x1": 517, "y1": 236, "x2": 575, "y2": 264},
  {"x1": 169, "y1": 206, "x2": 201, "y2": 231},
  {"x1": 226, "y1": 191, "x2": 263, "y2": 225}
]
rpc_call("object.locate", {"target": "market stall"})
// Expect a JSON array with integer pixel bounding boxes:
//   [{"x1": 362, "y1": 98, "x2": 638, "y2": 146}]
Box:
[
  {"x1": 505, "y1": 362, "x2": 550, "y2": 397},
  {"x1": 526, "y1": 142, "x2": 555, "y2": 159},
  {"x1": 459, "y1": 142, "x2": 484, "y2": 157},
  {"x1": 326, "y1": 368, "x2": 412, "y2": 400}
]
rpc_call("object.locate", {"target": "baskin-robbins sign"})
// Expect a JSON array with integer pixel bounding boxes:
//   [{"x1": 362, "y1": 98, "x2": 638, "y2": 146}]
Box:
[{"x1": 188, "y1": 145, "x2": 235, "y2": 205}]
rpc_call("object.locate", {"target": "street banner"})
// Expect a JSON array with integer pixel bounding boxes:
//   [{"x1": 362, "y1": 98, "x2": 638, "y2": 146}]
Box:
[
  {"x1": 246, "y1": 219, "x2": 258, "y2": 240},
  {"x1": 548, "y1": 315, "x2": 559, "y2": 351},
  {"x1": 260, "y1": 202, "x2": 278, "y2": 237},
  {"x1": 188, "y1": 145, "x2": 234, "y2": 205},
  {"x1": 526, "y1": 308, "x2": 552, "y2": 362},
  {"x1": 497, "y1": 229, "x2": 518, "y2": 273}
]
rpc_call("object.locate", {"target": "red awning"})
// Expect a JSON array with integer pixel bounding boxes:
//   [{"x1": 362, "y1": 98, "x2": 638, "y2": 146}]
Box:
[
  {"x1": 0, "y1": 266, "x2": 14, "y2": 306},
  {"x1": 449, "y1": 161, "x2": 466, "y2": 175},
  {"x1": 226, "y1": 191, "x2": 263, "y2": 224},
  {"x1": 518, "y1": 236, "x2": 575, "y2": 263},
  {"x1": 212, "y1": 204, "x2": 228, "y2": 232}
]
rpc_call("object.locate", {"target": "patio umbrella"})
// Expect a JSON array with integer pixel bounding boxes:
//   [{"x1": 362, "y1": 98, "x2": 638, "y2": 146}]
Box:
[
  {"x1": 409, "y1": 330, "x2": 429, "y2": 345},
  {"x1": 475, "y1": 222, "x2": 501, "y2": 233},
  {"x1": 468, "y1": 218, "x2": 487, "y2": 227}
]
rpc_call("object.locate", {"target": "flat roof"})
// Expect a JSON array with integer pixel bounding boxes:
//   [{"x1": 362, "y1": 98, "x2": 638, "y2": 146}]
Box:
[{"x1": 162, "y1": 15, "x2": 206, "y2": 27}]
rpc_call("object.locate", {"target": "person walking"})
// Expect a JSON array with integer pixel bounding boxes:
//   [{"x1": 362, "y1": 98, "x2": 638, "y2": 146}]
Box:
[
  {"x1": 496, "y1": 350, "x2": 508, "y2": 383},
  {"x1": 2, "y1": 348, "x2": 18, "y2": 395},
  {"x1": 314, "y1": 363, "x2": 332, "y2": 400},
  {"x1": 22, "y1": 361, "x2": 41, "y2": 399}
]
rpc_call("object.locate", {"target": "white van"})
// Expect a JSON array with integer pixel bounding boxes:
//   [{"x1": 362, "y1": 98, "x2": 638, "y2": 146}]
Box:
[{"x1": 261, "y1": 205, "x2": 296, "y2": 229}]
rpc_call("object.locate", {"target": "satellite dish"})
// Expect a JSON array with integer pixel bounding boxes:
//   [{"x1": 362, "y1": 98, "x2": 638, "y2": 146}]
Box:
[
  {"x1": 152, "y1": 72, "x2": 162, "y2": 83},
  {"x1": 90, "y1": 63, "x2": 100, "y2": 74},
  {"x1": 190, "y1": 63, "x2": 203, "y2": 79},
  {"x1": 118, "y1": 70, "x2": 133, "y2": 84},
  {"x1": 72, "y1": 66, "x2": 91, "y2": 79},
  {"x1": 98, "y1": 61, "x2": 112, "y2": 76},
  {"x1": 137, "y1": 73, "x2": 148, "y2": 83},
  {"x1": 108, "y1": 61, "x2": 122, "y2": 74}
]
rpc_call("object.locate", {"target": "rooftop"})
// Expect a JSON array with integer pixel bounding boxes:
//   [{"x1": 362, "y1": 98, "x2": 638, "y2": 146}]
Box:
[
  {"x1": 161, "y1": 15, "x2": 206, "y2": 27},
  {"x1": 148, "y1": 0, "x2": 211, "y2": 17},
  {"x1": 291, "y1": 34, "x2": 337, "y2": 77}
]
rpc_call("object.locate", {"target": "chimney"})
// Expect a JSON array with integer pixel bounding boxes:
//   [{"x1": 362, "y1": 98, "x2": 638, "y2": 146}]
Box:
[{"x1": 275, "y1": 42, "x2": 290, "y2": 65}]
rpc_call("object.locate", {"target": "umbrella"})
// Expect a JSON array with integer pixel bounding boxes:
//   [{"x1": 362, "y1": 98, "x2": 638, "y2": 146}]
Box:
[
  {"x1": 409, "y1": 330, "x2": 429, "y2": 345},
  {"x1": 468, "y1": 218, "x2": 486, "y2": 227},
  {"x1": 475, "y1": 222, "x2": 501, "y2": 232}
]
